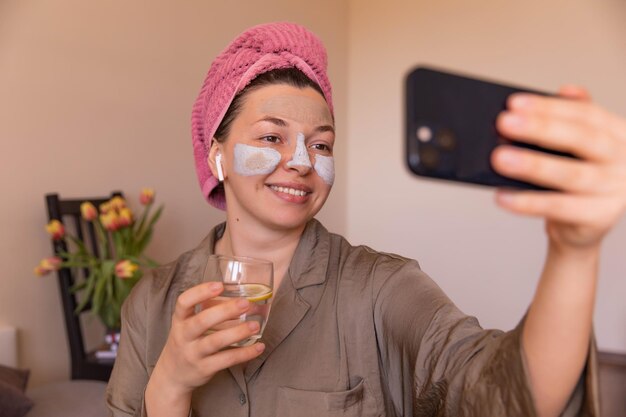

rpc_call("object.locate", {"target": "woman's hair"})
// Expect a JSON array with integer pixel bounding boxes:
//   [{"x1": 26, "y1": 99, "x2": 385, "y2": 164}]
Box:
[{"x1": 213, "y1": 68, "x2": 325, "y2": 142}]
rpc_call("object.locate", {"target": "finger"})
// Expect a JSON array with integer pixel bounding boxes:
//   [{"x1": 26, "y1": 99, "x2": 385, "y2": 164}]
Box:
[
  {"x1": 491, "y1": 146, "x2": 606, "y2": 193},
  {"x1": 174, "y1": 282, "x2": 224, "y2": 320},
  {"x1": 557, "y1": 85, "x2": 592, "y2": 101},
  {"x1": 200, "y1": 342, "x2": 265, "y2": 375},
  {"x1": 507, "y1": 93, "x2": 626, "y2": 142},
  {"x1": 197, "y1": 321, "x2": 260, "y2": 354},
  {"x1": 496, "y1": 110, "x2": 618, "y2": 162},
  {"x1": 185, "y1": 297, "x2": 251, "y2": 340},
  {"x1": 495, "y1": 190, "x2": 619, "y2": 225}
]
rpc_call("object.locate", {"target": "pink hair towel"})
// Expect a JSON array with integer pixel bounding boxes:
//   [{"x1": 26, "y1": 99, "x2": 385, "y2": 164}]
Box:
[{"x1": 191, "y1": 22, "x2": 334, "y2": 210}]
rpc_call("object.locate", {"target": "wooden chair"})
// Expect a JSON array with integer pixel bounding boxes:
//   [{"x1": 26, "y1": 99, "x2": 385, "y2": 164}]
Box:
[{"x1": 45, "y1": 191, "x2": 122, "y2": 382}]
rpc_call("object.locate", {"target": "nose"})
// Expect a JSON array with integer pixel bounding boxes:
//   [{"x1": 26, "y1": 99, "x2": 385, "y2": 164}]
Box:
[{"x1": 285, "y1": 133, "x2": 313, "y2": 175}]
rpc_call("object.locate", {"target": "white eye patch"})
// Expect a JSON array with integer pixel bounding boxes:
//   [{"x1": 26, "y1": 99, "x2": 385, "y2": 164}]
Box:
[
  {"x1": 314, "y1": 155, "x2": 335, "y2": 185},
  {"x1": 286, "y1": 133, "x2": 312, "y2": 168},
  {"x1": 232, "y1": 137, "x2": 334, "y2": 186},
  {"x1": 233, "y1": 144, "x2": 281, "y2": 176}
]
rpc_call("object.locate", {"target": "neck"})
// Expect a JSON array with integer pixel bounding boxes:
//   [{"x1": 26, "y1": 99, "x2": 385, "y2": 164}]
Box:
[{"x1": 215, "y1": 214, "x2": 306, "y2": 291}]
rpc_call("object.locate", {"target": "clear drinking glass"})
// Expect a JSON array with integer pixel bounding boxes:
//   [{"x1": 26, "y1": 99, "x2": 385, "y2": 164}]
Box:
[{"x1": 200, "y1": 255, "x2": 274, "y2": 347}]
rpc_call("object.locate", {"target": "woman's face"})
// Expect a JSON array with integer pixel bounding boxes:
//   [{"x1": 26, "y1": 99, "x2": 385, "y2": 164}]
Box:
[{"x1": 213, "y1": 83, "x2": 335, "y2": 232}]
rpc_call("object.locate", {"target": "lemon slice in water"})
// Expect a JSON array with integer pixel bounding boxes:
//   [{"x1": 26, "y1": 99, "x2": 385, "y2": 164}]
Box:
[{"x1": 244, "y1": 284, "x2": 273, "y2": 303}]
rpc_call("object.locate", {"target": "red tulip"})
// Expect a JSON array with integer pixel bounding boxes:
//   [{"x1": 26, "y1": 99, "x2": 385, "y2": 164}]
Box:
[
  {"x1": 34, "y1": 256, "x2": 62, "y2": 276},
  {"x1": 109, "y1": 196, "x2": 127, "y2": 211},
  {"x1": 118, "y1": 208, "x2": 133, "y2": 228},
  {"x1": 139, "y1": 188, "x2": 155, "y2": 205},
  {"x1": 80, "y1": 202, "x2": 98, "y2": 221},
  {"x1": 100, "y1": 212, "x2": 119, "y2": 231},
  {"x1": 99, "y1": 201, "x2": 111, "y2": 214},
  {"x1": 34, "y1": 265, "x2": 48, "y2": 276},
  {"x1": 45, "y1": 220, "x2": 65, "y2": 240},
  {"x1": 115, "y1": 260, "x2": 138, "y2": 279}
]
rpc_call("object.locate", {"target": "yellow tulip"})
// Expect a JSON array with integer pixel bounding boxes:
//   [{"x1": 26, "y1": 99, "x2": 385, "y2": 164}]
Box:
[
  {"x1": 115, "y1": 260, "x2": 138, "y2": 279},
  {"x1": 80, "y1": 202, "x2": 98, "y2": 221},
  {"x1": 118, "y1": 208, "x2": 133, "y2": 228},
  {"x1": 34, "y1": 257, "x2": 62, "y2": 276},
  {"x1": 109, "y1": 196, "x2": 127, "y2": 211},
  {"x1": 41, "y1": 257, "x2": 62, "y2": 271},
  {"x1": 45, "y1": 220, "x2": 65, "y2": 240},
  {"x1": 100, "y1": 211, "x2": 119, "y2": 231},
  {"x1": 99, "y1": 201, "x2": 111, "y2": 214},
  {"x1": 139, "y1": 188, "x2": 155, "y2": 205},
  {"x1": 34, "y1": 265, "x2": 47, "y2": 276}
]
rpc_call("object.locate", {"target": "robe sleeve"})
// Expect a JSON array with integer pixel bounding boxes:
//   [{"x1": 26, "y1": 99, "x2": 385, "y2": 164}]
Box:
[
  {"x1": 373, "y1": 260, "x2": 600, "y2": 417},
  {"x1": 105, "y1": 272, "x2": 152, "y2": 417}
]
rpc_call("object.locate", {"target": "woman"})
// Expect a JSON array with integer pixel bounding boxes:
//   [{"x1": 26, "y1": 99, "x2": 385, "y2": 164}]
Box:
[{"x1": 106, "y1": 22, "x2": 626, "y2": 417}]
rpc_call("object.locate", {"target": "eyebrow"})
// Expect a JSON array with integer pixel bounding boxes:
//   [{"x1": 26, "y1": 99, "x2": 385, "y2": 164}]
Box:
[
  {"x1": 315, "y1": 124, "x2": 335, "y2": 134},
  {"x1": 256, "y1": 116, "x2": 335, "y2": 135},
  {"x1": 257, "y1": 116, "x2": 288, "y2": 127}
]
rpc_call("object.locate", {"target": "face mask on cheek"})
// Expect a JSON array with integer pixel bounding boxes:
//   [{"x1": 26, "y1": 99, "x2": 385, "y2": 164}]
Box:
[
  {"x1": 232, "y1": 139, "x2": 334, "y2": 185},
  {"x1": 287, "y1": 132, "x2": 334, "y2": 185},
  {"x1": 314, "y1": 154, "x2": 335, "y2": 185},
  {"x1": 233, "y1": 144, "x2": 282, "y2": 175}
]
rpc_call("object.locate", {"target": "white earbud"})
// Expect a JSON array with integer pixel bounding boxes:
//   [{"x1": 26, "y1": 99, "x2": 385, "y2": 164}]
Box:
[{"x1": 216, "y1": 153, "x2": 225, "y2": 182}]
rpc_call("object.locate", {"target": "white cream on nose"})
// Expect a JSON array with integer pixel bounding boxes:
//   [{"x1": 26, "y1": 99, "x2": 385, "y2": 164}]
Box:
[
  {"x1": 287, "y1": 133, "x2": 313, "y2": 168},
  {"x1": 232, "y1": 134, "x2": 335, "y2": 186}
]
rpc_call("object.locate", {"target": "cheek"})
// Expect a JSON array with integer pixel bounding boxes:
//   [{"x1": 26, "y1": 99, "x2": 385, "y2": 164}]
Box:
[
  {"x1": 233, "y1": 144, "x2": 281, "y2": 176},
  {"x1": 314, "y1": 155, "x2": 335, "y2": 185}
]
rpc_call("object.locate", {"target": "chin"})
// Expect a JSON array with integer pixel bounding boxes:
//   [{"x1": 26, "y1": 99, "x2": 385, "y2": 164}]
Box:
[{"x1": 263, "y1": 209, "x2": 317, "y2": 232}]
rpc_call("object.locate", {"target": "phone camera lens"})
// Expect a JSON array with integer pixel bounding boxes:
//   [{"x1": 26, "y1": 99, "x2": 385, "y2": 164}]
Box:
[
  {"x1": 418, "y1": 146, "x2": 439, "y2": 169},
  {"x1": 437, "y1": 129, "x2": 456, "y2": 151}
]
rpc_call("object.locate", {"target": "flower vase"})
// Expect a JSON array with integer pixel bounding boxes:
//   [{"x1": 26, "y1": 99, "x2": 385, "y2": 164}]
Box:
[{"x1": 96, "y1": 328, "x2": 120, "y2": 360}]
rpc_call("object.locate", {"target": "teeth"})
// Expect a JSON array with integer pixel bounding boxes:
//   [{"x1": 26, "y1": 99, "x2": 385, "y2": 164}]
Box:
[{"x1": 270, "y1": 185, "x2": 308, "y2": 197}]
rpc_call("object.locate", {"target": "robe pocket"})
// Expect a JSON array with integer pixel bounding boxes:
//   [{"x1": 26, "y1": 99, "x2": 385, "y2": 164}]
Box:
[{"x1": 276, "y1": 378, "x2": 369, "y2": 417}]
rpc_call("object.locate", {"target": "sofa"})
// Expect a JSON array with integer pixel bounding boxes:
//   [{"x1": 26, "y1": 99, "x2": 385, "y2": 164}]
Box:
[{"x1": 0, "y1": 325, "x2": 108, "y2": 417}]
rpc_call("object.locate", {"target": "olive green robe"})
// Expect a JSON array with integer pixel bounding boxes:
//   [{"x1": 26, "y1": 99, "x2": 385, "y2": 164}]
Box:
[{"x1": 106, "y1": 219, "x2": 598, "y2": 417}]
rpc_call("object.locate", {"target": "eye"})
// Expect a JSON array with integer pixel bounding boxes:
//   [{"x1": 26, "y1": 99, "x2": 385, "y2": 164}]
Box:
[
  {"x1": 260, "y1": 135, "x2": 281, "y2": 144},
  {"x1": 310, "y1": 143, "x2": 332, "y2": 153}
]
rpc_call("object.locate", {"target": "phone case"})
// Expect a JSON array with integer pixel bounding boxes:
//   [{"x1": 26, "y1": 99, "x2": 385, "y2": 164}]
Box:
[{"x1": 405, "y1": 66, "x2": 563, "y2": 190}]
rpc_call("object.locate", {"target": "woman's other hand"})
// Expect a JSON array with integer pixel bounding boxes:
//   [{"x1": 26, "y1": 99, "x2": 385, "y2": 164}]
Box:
[
  {"x1": 144, "y1": 282, "x2": 265, "y2": 417},
  {"x1": 492, "y1": 86, "x2": 626, "y2": 251}
]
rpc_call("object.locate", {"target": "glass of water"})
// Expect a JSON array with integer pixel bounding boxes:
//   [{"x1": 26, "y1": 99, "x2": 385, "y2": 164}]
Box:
[{"x1": 201, "y1": 255, "x2": 273, "y2": 347}]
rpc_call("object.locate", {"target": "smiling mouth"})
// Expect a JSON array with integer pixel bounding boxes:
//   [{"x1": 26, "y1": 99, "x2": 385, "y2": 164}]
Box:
[{"x1": 268, "y1": 185, "x2": 311, "y2": 197}]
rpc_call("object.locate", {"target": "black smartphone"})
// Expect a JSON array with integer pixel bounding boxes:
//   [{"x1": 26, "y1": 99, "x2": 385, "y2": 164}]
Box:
[{"x1": 405, "y1": 66, "x2": 567, "y2": 190}]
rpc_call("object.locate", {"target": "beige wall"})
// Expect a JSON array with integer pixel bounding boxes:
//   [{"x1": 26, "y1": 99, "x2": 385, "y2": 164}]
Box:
[
  {"x1": 2, "y1": 0, "x2": 625, "y2": 387},
  {"x1": 0, "y1": 0, "x2": 347, "y2": 385},
  {"x1": 346, "y1": 0, "x2": 626, "y2": 351}
]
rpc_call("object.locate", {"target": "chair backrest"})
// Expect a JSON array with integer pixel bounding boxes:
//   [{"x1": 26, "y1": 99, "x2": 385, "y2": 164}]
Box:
[{"x1": 45, "y1": 191, "x2": 122, "y2": 381}]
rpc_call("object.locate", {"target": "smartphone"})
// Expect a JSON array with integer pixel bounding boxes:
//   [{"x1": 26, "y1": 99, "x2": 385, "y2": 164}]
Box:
[{"x1": 405, "y1": 66, "x2": 568, "y2": 190}]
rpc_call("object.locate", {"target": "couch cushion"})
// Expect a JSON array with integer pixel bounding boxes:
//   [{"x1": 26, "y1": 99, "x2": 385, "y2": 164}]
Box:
[
  {"x1": 0, "y1": 380, "x2": 34, "y2": 417},
  {"x1": 0, "y1": 365, "x2": 30, "y2": 392},
  {"x1": 0, "y1": 364, "x2": 34, "y2": 417}
]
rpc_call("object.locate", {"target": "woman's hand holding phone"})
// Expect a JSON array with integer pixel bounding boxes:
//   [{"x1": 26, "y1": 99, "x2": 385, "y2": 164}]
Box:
[
  {"x1": 492, "y1": 86, "x2": 626, "y2": 251},
  {"x1": 144, "y1": 282, "x2": 265, "y2": 417},
  {"x1": 491, "y1": 86, "x2": 626, "y2": 417}
]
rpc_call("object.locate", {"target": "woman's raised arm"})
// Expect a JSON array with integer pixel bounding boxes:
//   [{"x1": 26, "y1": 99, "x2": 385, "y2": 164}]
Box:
[{"x1": 492, "y1": 86, "x2": 626, "y2": 417}]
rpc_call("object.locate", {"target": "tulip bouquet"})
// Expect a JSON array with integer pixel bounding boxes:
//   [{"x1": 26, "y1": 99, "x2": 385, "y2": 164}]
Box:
[{"x1": 35, "y1": 189, "x2": 163, "y2": 330}]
